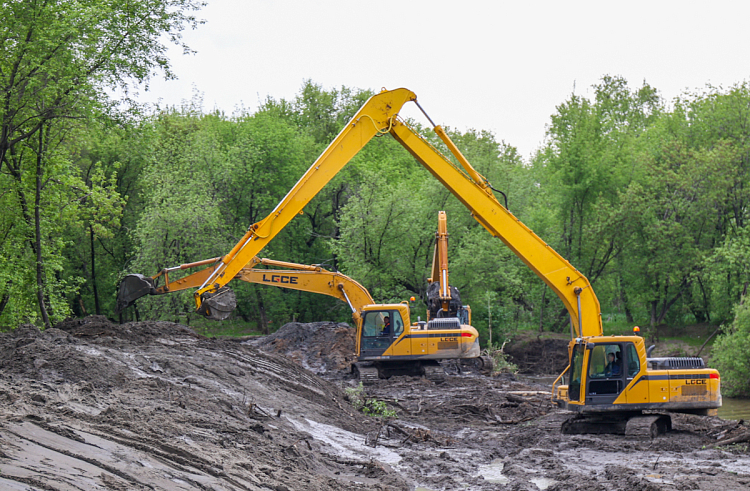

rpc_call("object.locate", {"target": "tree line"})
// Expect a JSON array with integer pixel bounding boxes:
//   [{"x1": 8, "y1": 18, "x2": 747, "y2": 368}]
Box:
[{"x1": 2, "y1": 2, "x2": 749, "y2": 395}]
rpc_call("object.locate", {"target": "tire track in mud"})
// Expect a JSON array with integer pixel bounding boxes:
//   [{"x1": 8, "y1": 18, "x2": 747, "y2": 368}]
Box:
[
  {"x1": 4, "y1": 317, "x2": 750, "y2": 490},
  {"x1": 225, "y1": 346, "x2": 338, "y2": 402},
  {"x1": 1, "y1": 418, "x2": 261, "y2": 490}
]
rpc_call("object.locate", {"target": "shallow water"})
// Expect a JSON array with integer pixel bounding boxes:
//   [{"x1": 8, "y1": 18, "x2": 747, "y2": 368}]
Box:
[{"x1": 718, "y1": 397, "x2": 750, "y2": 420}]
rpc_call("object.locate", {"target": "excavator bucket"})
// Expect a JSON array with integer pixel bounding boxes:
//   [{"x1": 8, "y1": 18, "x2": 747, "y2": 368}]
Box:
[
  {"x1": 115, "y1": 274, "x2": 156, "y2": 313},
  {"x1": 197, "y1": 287, "x2": 237, "y2": 321}
]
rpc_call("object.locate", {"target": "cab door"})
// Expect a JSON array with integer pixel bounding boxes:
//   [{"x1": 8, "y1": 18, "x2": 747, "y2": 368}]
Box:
[
  {"x1": 360, "y1": 310, "x2": 404, "y2": 359},
  {"x1": 623, "y1": 342, "x2": 648, "y2": 404},
  {"x1": 585, "y1": 344, "x2": 626, "y2": 405}
]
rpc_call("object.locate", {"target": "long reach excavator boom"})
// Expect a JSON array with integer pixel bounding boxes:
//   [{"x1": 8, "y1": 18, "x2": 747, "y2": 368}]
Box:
[{"x1": 117, "y1": 87, "x2": 601, "y2": 338}]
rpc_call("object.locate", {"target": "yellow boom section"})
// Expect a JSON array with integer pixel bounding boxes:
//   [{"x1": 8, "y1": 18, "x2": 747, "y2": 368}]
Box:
[
  {"x1": 429, "y1": 210, "x2": 451, "y2": 312},
  {"x1": 236, "y1": 258, "x2": 374, "y2": 325},
  {"x1": 191, "y1": 88, "x2": 417, "y2": 308},
  {"x1": 389, "y1": 120, "x2": 602, "y2": 338}
]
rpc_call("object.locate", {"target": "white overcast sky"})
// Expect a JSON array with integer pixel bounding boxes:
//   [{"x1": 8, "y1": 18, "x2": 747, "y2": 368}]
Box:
[{"x1": 139, "y1": 0, "x2": 750, "y2": 160}]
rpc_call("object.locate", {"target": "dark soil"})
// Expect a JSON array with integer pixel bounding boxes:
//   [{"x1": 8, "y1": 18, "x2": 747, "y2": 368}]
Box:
[
  {"x1": 251, "y1": 321, "x2": 356, "y2": 378},
  {"x1": 502, "y1": 334, "x2": 570, "y2": 375},
  {"x1": 0, "y1": 316, "x2": 748, "y2": 490}
]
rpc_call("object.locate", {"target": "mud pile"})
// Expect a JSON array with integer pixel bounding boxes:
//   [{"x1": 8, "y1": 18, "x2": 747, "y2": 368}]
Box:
[
  {"x1": 503, "y1": 335, "x2": 570, "y2": 374},
  {"x1": 252, "y1": 321, "x2": 356, "y2": 377},
  {"x1": 0, "y1": 317, "x2": 408, "y2": 490},
  {"x1": 0, "y1": 316, "x2": 749, "y2": 490}
]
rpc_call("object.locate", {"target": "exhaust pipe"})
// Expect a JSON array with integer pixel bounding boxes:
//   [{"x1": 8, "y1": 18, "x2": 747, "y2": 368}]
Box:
[{"x1": 115, "y1": 274, "x2": 156, "y2": 314}]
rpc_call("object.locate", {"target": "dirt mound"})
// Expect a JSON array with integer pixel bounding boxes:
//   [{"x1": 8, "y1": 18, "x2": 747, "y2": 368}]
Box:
[
  {"x1": 54, "y1": 314, "x2": 201, "y2": 342},
  {"x1": 0, "y1": 316, "x2": 412, "y2": 490},
  {"x1": 1, "y1": 316, "x2": 749, "y2": 490},
  {"x1": 504, "y1": 334, "x2": 570, "y2": 374},
  {"x1": 252, "y1": 321, "x2": 356, "y2": 377}
]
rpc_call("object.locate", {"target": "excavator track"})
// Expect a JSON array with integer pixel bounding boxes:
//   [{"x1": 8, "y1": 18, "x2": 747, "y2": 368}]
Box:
[
  {"x1": 561, "y1": 413, "x2": 672, "y2": 438},
  {"x1": 477, "y1": 355, "x2": 494, "y2": 374},
  {"x1": 561, "y1": 415, "x2": 628, "y2": 435},
  {"x1": 625, "y1": 415, "x2": 672, "y2": 438},
  {"x1": 353, "y1": 363, "x2": 380, "y2": 385},
  {"x1": 422, "y1": 362, "x2": 446, "y2": 383}
]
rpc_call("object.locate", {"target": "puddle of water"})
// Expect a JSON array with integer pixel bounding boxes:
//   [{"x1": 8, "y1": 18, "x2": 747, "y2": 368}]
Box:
[
  {"x1": 530, "y1": 477, "x2": 557, "y2": 490},
  {"x1": 477, "y1": 459, "x2": 510, "y2": 484},
  {"x1": 478, "y1": 460, "x2": 556, "y2": 489},
  {"x1": 718, "y1": 398, "x2": 750, "y2": 420},
  {"x1": 286, "y1": 417, "x2": 401, "y2": 465}
]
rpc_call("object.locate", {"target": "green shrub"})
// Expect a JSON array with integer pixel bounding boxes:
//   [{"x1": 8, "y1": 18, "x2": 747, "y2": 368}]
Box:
[
  {"x1": 344, "y1": 382, "x2": 397, "y2": 418},
  {"x1": 712, "y1": 302, "x2": 750, "y2": 398},
  {"x1": 485, "y1": 341, "x2": 518, "y2": 374}
]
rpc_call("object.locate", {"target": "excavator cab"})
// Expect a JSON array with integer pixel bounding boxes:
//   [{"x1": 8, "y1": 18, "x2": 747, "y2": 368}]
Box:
[
  {"x1": 566, "y1": 339, "x2": 641, "y2": 405},
  {"x1": 558, "y1": 335, "x2": 720, "y2": 436},
  {"x1": 359, "y1": 308, "x2": 406, "y2": 359}
]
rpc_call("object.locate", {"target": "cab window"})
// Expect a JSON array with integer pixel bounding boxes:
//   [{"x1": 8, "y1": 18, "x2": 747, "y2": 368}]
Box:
[
  {"x1": 626, "y1": 343, "x2": 640, "y2": 377},
  {"x1": 588, "y1": 344, "x2": 622, "y2": 379},
  {"x1": 362, "y1": 311, "x2": 404, "y2": 337},
  {"x1": 391, "y1": 311, "x2": 404, "y2": 336},
  {"x1": 363, "y1": 311, "x2": 387, "y2": 337}
]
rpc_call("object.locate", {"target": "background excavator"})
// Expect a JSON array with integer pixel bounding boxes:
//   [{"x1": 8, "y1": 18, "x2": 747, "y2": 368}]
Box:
[
  {"x1": 236, "y1": 256, "x2": 484, "y2": 383},
  {"x1": 236, "y1": 211, "x2": 492, "y2": 382},
  {"x1": 117, "y1": 87, "x2": 721, "y2": 436},
  {"x1": 426, "y1": 211, "x2": 471, "y2": 327}
]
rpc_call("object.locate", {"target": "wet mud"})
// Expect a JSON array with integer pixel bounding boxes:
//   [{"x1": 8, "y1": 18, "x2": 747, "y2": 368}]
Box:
[{"x1": 0, "y1": 317, "x2": 748, "y2": 490}]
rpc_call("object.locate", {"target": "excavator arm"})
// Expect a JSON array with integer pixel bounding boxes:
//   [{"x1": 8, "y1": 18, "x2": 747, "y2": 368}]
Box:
[
  {"x1": 235, "y1": 258, "x2": 374, "y2": 325},
  {"x1": 428, "y1": 210, "x2": 451, "y2": 312},
  {"x1": 389, "y1": 120, "x2": 602, "y2": 337},
  {"x1": 426, "y1": 210, "x2": 465, "y2": 321},
  {"x1": 118, "y1": 87, "x2": 602, "y2": 337}
]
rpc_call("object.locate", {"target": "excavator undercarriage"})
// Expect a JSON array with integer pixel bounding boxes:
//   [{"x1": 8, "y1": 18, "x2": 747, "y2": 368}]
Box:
[
  {"x1": 561, "y1": 413, "x2": 673, "y2": 438},
  {"x1": 352, "y1": 360, "x2": 447, "y2": 384}
]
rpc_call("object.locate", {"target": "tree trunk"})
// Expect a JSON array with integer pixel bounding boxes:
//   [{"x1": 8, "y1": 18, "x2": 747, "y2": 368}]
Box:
[
  {"x1": 619, "y1": 281, "x2": 634, "y2": 323},
  {"x1": 650, "y1": 301, "x2": 657, "y2": 329},
  {"x1": 538, "y1": 286, "x2": 546, "y2": 333},
  {"x1": 35, "y1": 129, "x2": 51, "y2": 329},
  {"x1": 0, "y1": 292, "x2": 9, "y2": 317},
  {"x1": 255, "y1": 289, "x2": 269, "y2": 334},
  {"x1": 90, "y1": 224, "x2": 100, "y2": 315},
  {"x1": 654, "y1": 280, "x2": 689, "y2": 325}
]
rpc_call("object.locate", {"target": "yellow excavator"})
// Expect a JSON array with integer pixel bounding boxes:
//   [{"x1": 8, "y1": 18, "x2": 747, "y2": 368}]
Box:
[
  {"x1": 235, "y1": 252, "x2": 483, "y2": 382},
  {"x1": 426, "y1": 211, "x2": 471, "y2": 326},
  {"x1": 117, "y1": 87, "x2": 721, "y2": 436}
]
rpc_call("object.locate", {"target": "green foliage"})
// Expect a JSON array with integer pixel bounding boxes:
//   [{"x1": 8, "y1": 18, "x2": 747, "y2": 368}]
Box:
[
  {"x1": 0, "y1": 0, "x2": 203, "y2": 327},
  {"x1": 485, "y1": 341, "x2": 519, "y2": 374},
  {"x1": 712, "y1": 303, "x2": 750, "y2": 397},
  {"x1": 344, "y1": 383, "x2": 397, "y2": 418}
]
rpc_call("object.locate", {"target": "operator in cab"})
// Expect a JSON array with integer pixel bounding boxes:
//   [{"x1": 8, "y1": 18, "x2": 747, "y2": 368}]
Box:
[
  {"x1": 381, "y1": 315, "x2": 391, "y2": 336},
  {"x1": 605, "y1": 352, "x2": 621, "y2": 377}
]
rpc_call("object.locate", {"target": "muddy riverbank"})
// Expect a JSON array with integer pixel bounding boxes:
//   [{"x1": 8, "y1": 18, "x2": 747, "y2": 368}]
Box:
[{"x1": 0, "y1": 317, "x2": 748, "y2": 490}]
